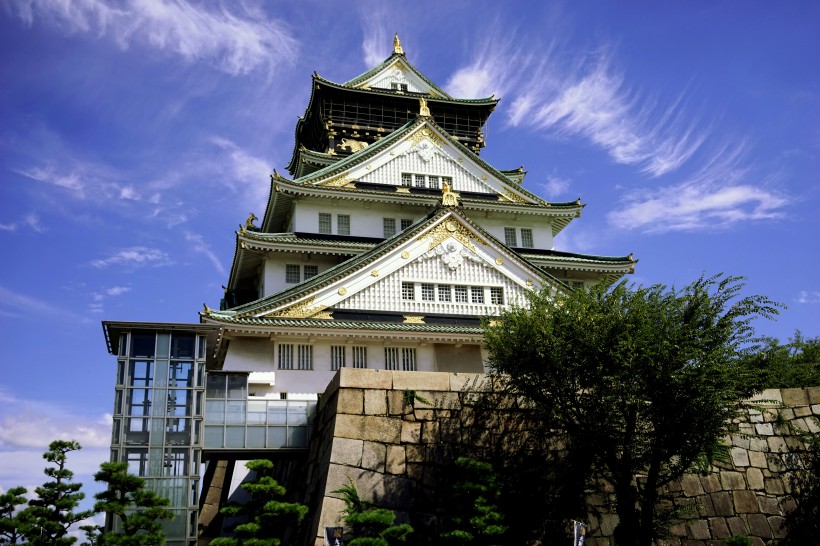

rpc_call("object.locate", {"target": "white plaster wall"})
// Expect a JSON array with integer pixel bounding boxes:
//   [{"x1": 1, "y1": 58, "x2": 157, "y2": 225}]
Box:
[
  {"x1": 478, "y1": 217, "x2": 555, "y2": 250},
  {"x1": 292, "y1": 200, "x2": 427, "y2": 239},
  {"x1": 262, "y1": 254, "x2": 343, "y2": 298},
  {"x1": 357, "y1": 150, "x2": 494, "y2": 195}
]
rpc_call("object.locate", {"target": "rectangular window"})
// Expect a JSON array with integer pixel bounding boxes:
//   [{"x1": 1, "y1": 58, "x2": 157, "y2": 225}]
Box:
[
  {"x1": 490, "y1": 287, "x2": 504, "y2": 305},
  {"x1": 285, "y1": 265, "x2": 301, "y2": 284},
  {"x1": 126, "y1": 448, "x2": 149, "y2": 476},
  {"x1": 414, "y1": 174, "x2": 426, "y2": 188},
  {"x1": 421, "y1": 284, "x2": 435, "y2": 301},
  {"x1": 427, "y1": 175, "x2": 440, "y2": 189},
  {"x1": 521, "y1": 228, "x2": 534, "y2": 248},
  {"x1": 454, "y1": 286, "x2": 468, "y2": 303},
  {"x1": 331, "y1": 346, "x2": 345, "y2": 371},
  {"x1": 352, "y1": 346, "x2": 368, "y2": 369},
  {"x1": 383, "y1": 218, "x2": 396, "y2": 238},
  {"x1": 297, "y1": 345, "x2": 313, "y2": 370},
  {"x1": 402, "y1": 282, "x2": 415, "y2": 301},
  {"x1": 438, "y1": 285, "x2": 452, "y2": 302},
  {"x1": 400, "y1": 218, "x2": 413, "y2": 230},
  {"x1": 504, "y1": 227, "x2": 518, "y2": 247},
  {"x1": 278, "y1": 344, "x2": 293, "y2": 370},
  {"x1": 337, "y1": 215, "x2": 350, "y2": 235},
  {"x1": 401, "y1": 173, "x2": 412, "y2": 187},
  {"x1": 384, "y1": 347, "x2": 399, "y2": 371},
  {"x1": 303, "y1": 265, "x2": 318, "y2": 280},
  {"x1": 401, "y1": 348, "x2": 417, "y2": 371},
  {"x1": 319, "y1": 212, "x2": 332, "y2": 234},
  {"x1": 471, "y1": 287, "x2": 485, "y2": 304}
]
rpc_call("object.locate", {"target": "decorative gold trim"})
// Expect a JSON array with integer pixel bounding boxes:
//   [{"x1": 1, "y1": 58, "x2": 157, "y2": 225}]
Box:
[
  {"x1": 495, "y1": 258, "x2": 503, "y2": 265},
  {"x1": 320, "y1": 174, "x2": 354, "y2": 188},
  {"x1": 417, "y1": 218, "x2": 484, "y2": 253},
  {"x1": 203, "y1": 304, "x2": 212, "y2": 315},
  {"x1": 441, "y1": 182, "x2": 459, "y2": 207},
  {"x1": 526, "y1": 279, "x2": 533, "y2": 287},
  {"x1": 408, "y1": 127, "x2": 443, "y2": 149},
  {"x1": 338, "y1": 287, "x2": 347, "y2": 295},
  {"x1": 393, "y1": 33, "x2": 404, "y2": 55},
  {"x1": 401, "y1": 251, "x2": 410, "y2": 259},
  {"x1": 262, "y1": 296, "x2": 329, "y2": 319},
  {"x1": 396, "y1": 187, "x2": 411, "y2": 193},
  {"x1": 501, "y1": 189, "x2": 528, "y2": 203},
  {"x1": 419, "y1": 98, "x2": 430, "y2": 117},
  {"x1": 371, "y1": 270, "x2": 380, "y2": 277},
  {"x1": 311, "y1": 311, "x2": 334, "y2": 320},
  {"x1": 403, "y1": 315, "x2": 425, "y2": 324}
]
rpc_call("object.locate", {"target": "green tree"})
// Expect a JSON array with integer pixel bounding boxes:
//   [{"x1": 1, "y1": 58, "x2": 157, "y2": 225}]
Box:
[
  {"x1": 483, "y1": 275, "x2": 781, "y2": 546},
  {"x1": 745, "y1": 331, "x2": 820, "y2": 388},
  {"x1": 89, "y1": 462, "x2": 172, "y2": 546},
  {"x1": 210, "y1": 459, "x2": 307, "y2": 546},
  {"x1": 438, "y1": 457, "x2": 506, "y2": 545},
  {"x1": 22, "y1": 440, "x2": 95, "y2": 546},
  {"x1": 0, "y1": 486, "x2": 29, "y2": 545},
  {"x1": 333, "y1": 478, "x2": 413, "y2": 546},
  {"x1": 781, "y1": 417, "x2": 820, "y2": 545}
]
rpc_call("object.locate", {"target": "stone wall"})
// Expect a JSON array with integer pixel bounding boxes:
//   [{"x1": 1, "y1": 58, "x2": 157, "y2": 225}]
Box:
[{"x1": 298, "y1": 369, "x2": 820, "y2": 546}]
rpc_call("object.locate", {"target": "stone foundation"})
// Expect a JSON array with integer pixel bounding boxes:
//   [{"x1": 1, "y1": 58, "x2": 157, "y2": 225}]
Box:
[{"x1": 298, "y1": 369, "x2": 819, "y2": 546}]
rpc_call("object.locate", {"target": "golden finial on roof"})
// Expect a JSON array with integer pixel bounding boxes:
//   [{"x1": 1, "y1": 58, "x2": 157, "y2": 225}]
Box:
[
  {"x1": 273, "y1": 169, "x2": 283, "y2": 181},
  {"x1": 441, "y1": 181, "x2": 459, "y2": 207},
  {"x1": 393, "y1": 33, "x2": 404, "y2": 55},
  {"x1": 245, "y1": 212, "x2": 258, "y2": 229},
  {"x1": 203, "y1": 303, "x2": 212, "y2": 315},
  {"x1": 419, "y1": 97, "x2": 430, "y2": 117}
]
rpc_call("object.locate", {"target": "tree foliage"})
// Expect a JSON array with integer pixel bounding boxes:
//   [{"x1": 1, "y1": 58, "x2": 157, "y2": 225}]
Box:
[
  {"x1": 210, "y1": 459, "x2": 307, "y2": 546},
  {"x1": 438, "y1": 457, "x2": 506, "y2": 545},
  {"x1": 21, "y1": 441, "x2": 95, "y2": 546},
  {"x1": 0, "y1": 486, "x2": 28, "y2": 545},
  {"x1": 781, "y1": 417, "x2": 820, "y2": 545},
  {"x1": 483, "y1": 274, "x2": 781, "y2": 546},
  {"x1": 332, "y1": 478, "x2": 413, "y2": 546},
  {"x1": 744, "y1": 331, "x2": 820, "y2": 388},
  {"x1": 91, "y1": 462, "x2": 173, "y2": 546}
]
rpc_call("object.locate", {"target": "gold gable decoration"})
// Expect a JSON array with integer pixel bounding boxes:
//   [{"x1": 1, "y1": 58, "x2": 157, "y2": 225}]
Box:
[
  {"x1": 408, "y1": 127, "x2": 443, "y2": 149},
  {"x1": 500, "y1": 189, "x2": 528, "y2": 203},
  {"x1": 320, "y1": 174, "x2": 354, "y2": 188},
  {"x1": 417, "y1": 218, "x2": 485, "y2": 254},
  {"x1": 260, "y1": 296, "x2": 330, "y2": 319}
]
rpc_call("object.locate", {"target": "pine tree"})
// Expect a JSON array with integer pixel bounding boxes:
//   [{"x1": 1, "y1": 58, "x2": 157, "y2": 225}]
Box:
[
  {"x1": 22, "y1": 440, "x2": 95, "y2": 546},
  {"x1": 439, "y1": 457, "x2": 507, "y2": 545},
  {"x1": 91, "y1": 462, "x2": 173, "y2": 546},
  {"x1": 0, "y1": 486, "x2": 29, "y2": 545},
  {"x1": 210, "y1": 459, "x2": 307, "y2": 546},
  {"x1": 333, "y1": 478, "x2": 413, "y2": 546}
]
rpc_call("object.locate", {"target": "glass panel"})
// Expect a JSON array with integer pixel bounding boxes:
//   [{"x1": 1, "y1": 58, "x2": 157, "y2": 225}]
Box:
[
  {"x1": 267, "y1": 402, "x2": 287, "y2": 425},
  {"x1": 204, "y1": 426, "x2": 223, "y2": 448},
  {"x1": 131, "y1": 333, "x2": 156, "y2": 358},
  {"x1": 206, "y1": 375, "x2": 225, "y2": 399},
  {"x1": 118, "y1": 334, "x2": 127, "y2": 357},
  {"x1": 171, "y1": 334, "x2": 195, "y2": 359},
  {"x1": 246, "y1": 427, "x2": 265, "y2": 448},
  {"x1": 156, "y1": 333, "x2": 170, "y2": 358},
  {"x1": 227, "y1": 375, "x2": 247, "y2": 399},
  {"x1": 113, "y1": 390, "x2": 123, "y2": 415},
  {"x1": 127, "y1": 388, "x2": 152, "y2": 419},
  {"x1": 287, "y1": 402, "x2": 309, "y2": 425},
  {"x1": 226, "y1": 401, "x2": 246, "y2": 424},
  {"x1": 154, "y1": 360, "x2": 168, "y2": 388},
  {"x1": 169, "y1": 362, "x2": 193, "y2": 388},
  {"x1": 247, "y1": 401, "x2": 267, "y2": 424},
  {"x1": 225, "y1": 427, "x2": 244, "y2": 448},
  {"x1": 163, "y1": 448, "x2": 188, "y2": 476},
  {"x1": 198, "y1": 336, "x2": 206, "y2": 359},
  {"x1": 166, "y1": 419, "x2": 190, "y2": 445},
  {"x1": 152, "y1": 389, "x2": 168, "y2": 417},
  {"x1": 117, "y1": 360, "x2": 126, "y2": 386},
  {"x1": 166, "y1": 389, "x2": 191, "y2": 417},
  {"x1": 149, "y1": 447, "x2": 164, "y2": 475},
  {"x1": 267, "y1": 426, "x2": 287, "y2": 448},
  {"x1": 205, "y1": 401, "x2": 225, "y2": 424},
  {"x1": 126, "y1": 448, "x2": 148, "y2": 476},
  {"x1": 112, "y1": 419, "x2": 121, "y2": 444},
  {"x1": 129, "y1": 361, "x2": 153, "y2": 387}
]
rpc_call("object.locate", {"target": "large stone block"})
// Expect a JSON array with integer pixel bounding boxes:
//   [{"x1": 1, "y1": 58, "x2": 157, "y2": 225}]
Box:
[
  {"x1": 719, "y1": 471, "x2": 746, "y2": 490},
  {"x1": 700, "y1": 474, "x2": 722, "y2": 493},
  {"x1": 807, "y1": 386, "x2": 820, "y2": 405},
  {"x1": 364, "y1": 389, "x2": 387, "y2": 415},
  {"x1": 730, "y1": 447, "x2": 750, "y2": 467},
  {"x1": 421, "y1": 420, "x2": 440, "y2": 444},
  {"x1": 336, "y1": 389, "x2": 364, "y2": 414},
  {"x1": 681, "y1": 475, "x2": 704, "y2": 497},
  {"x1": 746, "y1": 467, "x2": 764, "y2": 490},
  {"x1": 449, "y1": 372, "x2": 490, "y2": 392},
  {"x1": 316, "y1": 496, "x2": 348, "y2": 535},
  {"x1": 748, "y1": 450, "x2": 767, "y2": 468},
  {"x1": 334, "y1": 413, "x2": 366, "y2": 439},
  {"x1": 361, "y1": 441, "x2": 386, "y2": 472},
  {"x1": 688, "y1": 519, "x2": 710, "y2": 540},
  {"x1": 363, "y1": 416, "x2": 402, "y2": 443},
  {"x1": 708, "y1": 517, "x2": 730, "y2": 539},
  {"x1": 726, "y1": 516, "x2": 748, "y2": 536},
  {"x1": 392, "y1": 371, "x2": 450, "y2": 391},
  {"x1": 338, "y1": 368, "x2": 393, "y2": 389},
  {"x1": 386, "y1": 445, "x2": 406, "y2": 475},
  {"x1": 711, "y1": 492, "x2": 734, "y2": 517},
  {"x1": 768, "y1": 516, "x2": 787, "y2": 538},
  {"x1": 764, "y1": 477, "x2": 785, "y2": 495},
  {"x1": 757, "y1": 494, "x2": 780, "y2": 515},
  {"x1": 401, "y1": 421, "x2": 421, "y2": 443},
  {"x1": 749, "y1": 437, "x2": 769, "y2": 453},
  {"x1": 755, "y1": 423, "x2": 774, "y2": 436},
  {"x1": 732, "y1": 490, "x2": 759, "y2": 513},
  {"x1": 330, "y1": 437, "x2": 363, "y2": 467},
  {"x1": 746, "y1": 513, "x2": 773, "y2": 538},
  {"x1": 781, "y1": 387, "x2": 808, "y2": 406}
]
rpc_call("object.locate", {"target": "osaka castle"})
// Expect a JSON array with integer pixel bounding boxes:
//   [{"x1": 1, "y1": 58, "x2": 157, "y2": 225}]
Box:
[{"x1": 101, "y1": 35, "x2": 635, "y2": 546}]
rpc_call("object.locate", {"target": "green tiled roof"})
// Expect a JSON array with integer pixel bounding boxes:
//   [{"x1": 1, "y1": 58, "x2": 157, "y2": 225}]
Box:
[{"x1": 204, "y1": 314, "x2": 485, "y2": 334}]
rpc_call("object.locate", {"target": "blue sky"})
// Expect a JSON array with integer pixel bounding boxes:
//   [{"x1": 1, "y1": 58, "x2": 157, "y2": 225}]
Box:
[{"x1": 1, "y1": 0, "x2": 818, "y2": 517}]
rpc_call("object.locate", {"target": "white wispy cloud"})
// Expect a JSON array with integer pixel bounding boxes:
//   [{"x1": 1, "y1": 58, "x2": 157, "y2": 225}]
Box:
[
  {"x1": 88, "y1": 285, "x2": 131, "y2": 314},
  {"x1": 608, "y1": 144, "x2": 788, "y2": 232},
  {"x1": 795, "y1": 291, "x2": 820, "y2": 304},
  {"x1": 185, "y1": 231, "x2": 226, "y2": 276},
  {"x1": 90, "y1": 246, "x2": 172, "y2": 268},
  {"x1": 15, "y1": 164, "x2": 86, "y2": 195},
  {"x1": 360, "y1": 7, "x2": 390, "y2": 67},
  {"x1": 540, "y1": 175, "x2": 572, "y2": 199},
  {"x1": 7, "y1": 0, "x2": 298, "y2": 75},
  {"x1": 0, "y1": 213, "x2": 45, "y2": 233},
  {"x1": 0, "y1": 285, "x2": 87, "y2": 322},
  {"x1": 209, "y1": 136, "x2": 272, "y2": 211}
]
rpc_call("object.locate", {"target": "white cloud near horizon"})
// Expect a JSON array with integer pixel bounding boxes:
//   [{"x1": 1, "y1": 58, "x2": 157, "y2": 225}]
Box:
[
  {"x1": 795, "y1": 291, "x2": 820, "y2": 304},
  {"x1": 185, "y1": 231, "x2": 227, "y2": 276},
  {"x1": 6, "y1": 0, "x2": 299, "y2": 75},
  {"x1": 90, "y1": 246, "x2": 172, "y2": 269}
]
